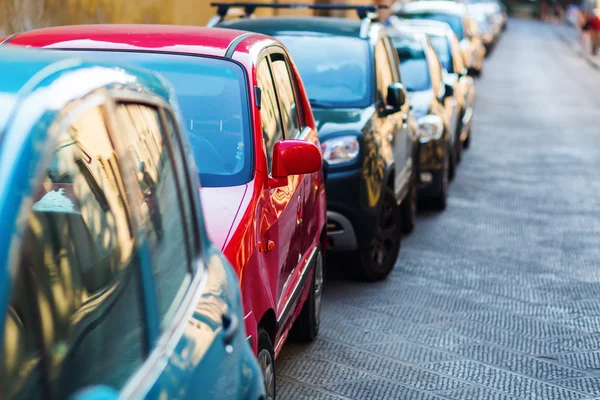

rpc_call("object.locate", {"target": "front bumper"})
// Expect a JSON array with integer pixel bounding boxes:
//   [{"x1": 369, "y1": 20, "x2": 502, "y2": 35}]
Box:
[{"x1": 325, "y1": 166, "x2": 378, "y2": 252}]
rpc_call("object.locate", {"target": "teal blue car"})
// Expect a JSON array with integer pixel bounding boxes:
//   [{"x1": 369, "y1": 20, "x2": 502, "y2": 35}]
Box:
[{"x1": 0, "y1": 47, "x2": 265, "y2": 400}]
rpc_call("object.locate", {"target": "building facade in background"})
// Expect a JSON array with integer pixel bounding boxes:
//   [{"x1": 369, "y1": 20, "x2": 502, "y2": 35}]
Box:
[{"x1": 0, "y1": 0, "x2": 394, "y2": 35}]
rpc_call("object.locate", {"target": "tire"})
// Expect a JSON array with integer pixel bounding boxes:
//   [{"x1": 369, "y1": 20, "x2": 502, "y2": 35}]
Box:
[
  {"x1": 400, "y1": 173, "x2": 417, "y2": 234},
  {"x1": 463, "y1": 126, "x2": 471, "y2": 149},
  {"x1": 257, "y1": 329, "x2": 276, "y2": 400},
  {"x1": 429, "y1": 151, "x2": 449, "y2": 211},
  {"x1": 448, "y1": 141, "x2": 457, "y2": 182},
  {"x1": 291, "y1": 247, "x2": 323, "y2": 342},
  {"x1": 455, "y1": 118, "x2": 463, "y2": 165},
  {"x1": 349, "y1": 187, "x2": 401, "y2": 281}
]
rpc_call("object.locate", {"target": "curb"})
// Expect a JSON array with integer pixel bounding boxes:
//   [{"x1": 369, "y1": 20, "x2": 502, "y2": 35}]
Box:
[{"x1": 552, "y1": 22, "x2": 600, "y2": 71}]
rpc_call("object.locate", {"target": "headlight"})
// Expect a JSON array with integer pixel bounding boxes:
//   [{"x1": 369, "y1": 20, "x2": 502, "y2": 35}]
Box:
[
  {"x1": 320, "y1": 135, "x2": 360, "y2": 165},
  {"x1": 418, "y1": 115, "x2": 444, "y2": 141}
]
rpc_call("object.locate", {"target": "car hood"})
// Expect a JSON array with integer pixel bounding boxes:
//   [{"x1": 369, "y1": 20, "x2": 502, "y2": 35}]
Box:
[
  {"x1": 408, "y1": 89, "x2": 434, "y2": 118},
  {"x1": 200, "y1": 184, "x2": 248, "y2": 251},
  {"x1": 312, "y1": 106, "x2": 376, "y2": 138}
]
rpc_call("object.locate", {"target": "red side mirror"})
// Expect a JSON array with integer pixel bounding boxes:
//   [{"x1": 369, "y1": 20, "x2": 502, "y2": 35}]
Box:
[{"x1": 272, "y1": 140, "x2": 322, "y2": 179}]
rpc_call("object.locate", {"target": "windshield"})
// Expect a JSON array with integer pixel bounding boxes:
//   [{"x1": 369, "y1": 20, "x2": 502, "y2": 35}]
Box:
[
  {"x1": 393, "y1": 37, "x2": 431, "y2": 92},
  {"x1": 275, "y1": 35, "x2": 371, "y2": 108},
  {"x1": 66, "y1": 51, "x2": 251, "y2": 188},
  {"x1": 403, "y1": 13, "x2": 464, "y2": 40},
  {"x1": 428, "y1": 34, "x2": 454, "y2": 73}
]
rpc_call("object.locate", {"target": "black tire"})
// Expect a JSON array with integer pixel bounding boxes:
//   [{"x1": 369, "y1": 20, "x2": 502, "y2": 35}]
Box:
[
  {"x1": 429, "y1": 151, "x2": 449, "y2": 211},
  {"x1": 448, "y1": 141, "x2": 457, "y2": 182},
  {"x1": 400, "y1": 173, "x2": 417, "y2": 234},
  {"x1": 349, "y1": 187, "x2": 401, "y2": 281},
  {"x1": 463, "y1": 127, "x2": 471, "y2": 149},
  {"x1": 455, "y1": 117, "x2": 463, "y2": 165},
  {"x1": 257, "y1": 329, "x2": 276, "y2": 400},
  {"x1": 291, "y1": 247, "x2": 323, "y2": 342}
]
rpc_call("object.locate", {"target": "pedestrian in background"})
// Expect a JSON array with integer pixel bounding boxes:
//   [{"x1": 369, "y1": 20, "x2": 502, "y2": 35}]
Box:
[{"x1": 580, "y1": 8, "x2": 600, "y2": 55}]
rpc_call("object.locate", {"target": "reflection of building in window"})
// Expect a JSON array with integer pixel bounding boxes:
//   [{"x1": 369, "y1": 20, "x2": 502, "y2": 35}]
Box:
[{"x1": 3, "y1": 105, "x2": 145, "y2": 399}]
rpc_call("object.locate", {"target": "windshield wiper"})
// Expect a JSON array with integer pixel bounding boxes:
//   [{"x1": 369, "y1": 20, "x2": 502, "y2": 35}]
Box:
[{"x1": 309, "y1": 98, "x2": 334, "y2": 108}]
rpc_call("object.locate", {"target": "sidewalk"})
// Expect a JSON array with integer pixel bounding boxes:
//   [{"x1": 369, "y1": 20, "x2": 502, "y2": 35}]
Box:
[{"x1": 552, "y1": 21, "x2": 600, "y2": 70}]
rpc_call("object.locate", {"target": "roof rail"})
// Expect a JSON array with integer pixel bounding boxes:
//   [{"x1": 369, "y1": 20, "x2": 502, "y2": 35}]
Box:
[{"x1": 207, "y1": 2, "x2": 388, "y2": 27}]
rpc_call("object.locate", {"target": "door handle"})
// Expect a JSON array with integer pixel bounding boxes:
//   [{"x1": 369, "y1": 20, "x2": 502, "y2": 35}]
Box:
[{"x1": 222, "y1": 310, "x2": 239, "y2": 346}]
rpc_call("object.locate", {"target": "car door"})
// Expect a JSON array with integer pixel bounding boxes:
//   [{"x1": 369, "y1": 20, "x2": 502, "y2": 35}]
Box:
[
  {"x1": 1, "y1": 98, "x2": 150, "y2": 400},
  {"x1": 112, "y1": 100, "x2": 251, "y2": 399},
  {"x1": 376, "y1": 37, "x2": 408, "y2": 201},
  {"x1": 269, "y1": 51, "x2": 318, "y2": 263},
  {"x1": 256, "y1": 54, "x2": 303, "y2": 328}
]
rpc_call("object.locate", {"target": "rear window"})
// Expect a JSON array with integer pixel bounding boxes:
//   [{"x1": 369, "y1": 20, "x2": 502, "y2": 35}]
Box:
[
  {"x1": 402, "y1": 13, "x2": 464, "y2": 40},
  {"x1": 61, "y1": 51, "x2": 252, "y2": 188},
  {"x1": 393, "y1": 36, "x2": 431, "y2": 92},
  {"x1": 275, "y1": 35, "x2": 371, "y2": 108},
  {"x1": 428, "y1": 34, "x2": 454, "y2": 73}
]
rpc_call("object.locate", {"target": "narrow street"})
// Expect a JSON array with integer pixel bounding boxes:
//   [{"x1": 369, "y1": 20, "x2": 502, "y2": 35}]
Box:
[{"x1": 278, "y1": 18, "x2": 600, "y2": 400}]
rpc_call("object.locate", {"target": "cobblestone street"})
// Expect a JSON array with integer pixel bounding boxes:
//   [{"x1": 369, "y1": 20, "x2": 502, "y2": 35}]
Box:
[{"x1": 278, "y1": 18, "x2": 600, "y2": 400}]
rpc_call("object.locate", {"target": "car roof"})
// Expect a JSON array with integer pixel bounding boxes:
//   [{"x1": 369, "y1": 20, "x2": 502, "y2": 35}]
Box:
[
  {"x1": 5, "y1": 24, "x2": 260, "y2": 58},
  {"x1": 219, "y1": 16, "x2": 369, "y2": 39},
  {"x1": 400, "y1": 1, "x2": 467, "y2": 15}
]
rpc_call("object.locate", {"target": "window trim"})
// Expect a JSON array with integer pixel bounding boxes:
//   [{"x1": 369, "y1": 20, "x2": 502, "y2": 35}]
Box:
[
  {"x1": 269, "y1": 49, "x2": 304, "y2": 137},
  {"x1": 256, "y1": 51, "x2": 286, "y2": 175}
]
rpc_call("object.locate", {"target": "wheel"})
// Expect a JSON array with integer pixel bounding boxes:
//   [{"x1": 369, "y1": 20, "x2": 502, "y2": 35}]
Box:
[
  {"x1": 455, "y1": 118, "x2": 463, "y2": 165},
  {"x1": 400, "y1": 173, "x2": 417, "y2": 234},
  {"x1": 291, "y1": 247, "x2": 323, "y2": 342},
  {"x1": 429, "y1": 151, "x2": 449, "y2": 211},
  {"x1": 257, "y1": 329, "x2": 276, "y2": 400},
  {"x1": 448, "y1": 141, "x2": 457, "y2": 182},
  {"x1": 463, "y1": 126, "x2": 471, "y2": 149},
  {"x1": 349, "y1": 187, "x2": 401, "y2": 281}
]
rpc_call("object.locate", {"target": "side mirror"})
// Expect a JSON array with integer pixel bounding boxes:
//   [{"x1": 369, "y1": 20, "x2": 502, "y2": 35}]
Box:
[
  {"x1": 272, "y1": 139, "x2": 322, "y2": 179},
  {"x1": 444, "y1": 83, "x2": 454, "y2": 99},
  {"x1": 384, "y1": 82, "x2": 407, "y2": 115}
]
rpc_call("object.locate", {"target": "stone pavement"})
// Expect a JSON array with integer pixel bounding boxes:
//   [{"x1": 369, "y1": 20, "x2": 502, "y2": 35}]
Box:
[{"x1": 277, "y1": 18, "x2": 600, "y2": 400}]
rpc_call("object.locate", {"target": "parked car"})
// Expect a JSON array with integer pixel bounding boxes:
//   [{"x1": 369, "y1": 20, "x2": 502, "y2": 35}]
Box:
[
  {"x1": 388, "y1": 29, "x2": 456, "y2": 209},
  {"x1": 3, "y1": 25, "x2": 327, "y2": 399},
  {"x1": 390, "y1": 18, "x2": 476, "y2": 155},
  {"x1": 396, "y1": 1, "x2": 486, "y2": 76},
  {"x1": 0, "y1": 46, "x2": 264, "y2": 400},
  {"x1": 213, "y1": 3, "x2": 419, "y2": 281},
  {"x1": 468, "y1": 3, "x2": 497, "y2": 52}
]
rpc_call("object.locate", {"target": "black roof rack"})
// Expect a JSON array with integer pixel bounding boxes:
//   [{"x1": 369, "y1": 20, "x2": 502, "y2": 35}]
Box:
[{"x1": 207, "y1": 2, "x2": 388, "y2": 26}]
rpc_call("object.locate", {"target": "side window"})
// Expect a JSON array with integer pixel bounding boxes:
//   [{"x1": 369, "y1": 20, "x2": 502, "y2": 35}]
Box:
[
  {"x1": 450, "y1": 35, "x2": 465, "y2": 73},
  {"x1": 374, "y1": 39, "x2": 395, "y2": 105},
  {"x1": 116, "y1": 103, "x2": 192, "y2": 328},
  {"x1": 257, "y1": 58, "x2": 284, "y2": 174},
  {"x1": 162, "y1": 110, "x2": 197, "y2": 262},
  {"x1": 270, "y1": 55, "x2": 302, "y2": 138},
  {"x1": 426, "y1": 46, "x2": 443, "y2": 95},
  {"x1": 3, "y1": 105, "x2": 147, "y2": 398}
]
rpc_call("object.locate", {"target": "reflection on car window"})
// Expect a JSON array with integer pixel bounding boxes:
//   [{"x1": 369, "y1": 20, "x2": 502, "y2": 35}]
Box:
[
  {"x1": 270, "y1": 56, "x2": 301, "y2": 138},
  {"x1": 394, "y1": 36, "x2": 432, "y2": 92},
  {"x1": 257, "y1": 58, "x2": 284, "y2": 174},
  {"x1": 117, "y1": 104, "x2": 192, "y2": 329},
  {"x1": 429, "y1": 35, "x2": 454, "y2": 73},
  {"x1": 403, "y1": 13, "x2": 464, "y2": 39},
  {"x1": 375, "y1": 39, "x2": 395, "y2": 105},
  {"x1": 276, "y1": 35, "x2": 370, "y2": 108},
  {"x1": 63, "y1": 51, "x2": 251, "y2": 188},
  {"x1": 3, "y1": 106, "x2": 146, "y2": 399},
  {"x1": 163, "y1": 110, "x2": 196, "y2": 259}
]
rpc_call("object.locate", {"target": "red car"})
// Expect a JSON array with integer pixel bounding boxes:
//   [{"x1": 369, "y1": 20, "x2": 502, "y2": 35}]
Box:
[{"x1": 3, "y1": 25, "x2": 327, "y2": 397}]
